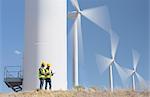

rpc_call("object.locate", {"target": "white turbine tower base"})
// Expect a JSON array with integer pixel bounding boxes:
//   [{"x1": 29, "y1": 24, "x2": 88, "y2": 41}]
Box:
[
  {"x1": 73, "y1": 16, "x2": 79, "y2": 86},
  {"x1": 68, "y1": 0, "x2": 111, "y2": 87},
  {"x1": 109, "y1": 64, "x2": 113, "y2": 91},
  {"x1": 132, "y1": 72, "x2": 136, "y2": 90},
  {"x1": 23, "y1": 0, "x2": 67, "y2": 91}
]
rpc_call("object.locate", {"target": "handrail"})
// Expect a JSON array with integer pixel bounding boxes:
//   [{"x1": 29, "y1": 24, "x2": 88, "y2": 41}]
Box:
[{"x1": 4, "y1": 65, "x2": 23, "y2": 80}]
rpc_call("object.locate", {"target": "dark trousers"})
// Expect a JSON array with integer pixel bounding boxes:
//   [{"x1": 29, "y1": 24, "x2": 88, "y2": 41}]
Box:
[
  {"x1": 39, "y1": 78, "x2": 44, "y2": 89},
  {"x1": 45, "y1": 78, "x2": 51, "y2": 90}
]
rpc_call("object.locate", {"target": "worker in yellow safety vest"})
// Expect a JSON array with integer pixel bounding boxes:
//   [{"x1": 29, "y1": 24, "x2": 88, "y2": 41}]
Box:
[
  {"x1": 45, "y1": 63, "x2": 54, "y2": 90},
  {"x1": 38, "y1": 62, "x2": 46, "y2": 89}
]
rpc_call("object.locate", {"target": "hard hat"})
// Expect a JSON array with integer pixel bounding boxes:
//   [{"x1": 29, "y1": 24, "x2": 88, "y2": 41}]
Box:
[
  {"x1": 47, "y1": 63, "x2": 52, "y2": 67},
  {"x1": 41, "y1": 61, "x2": 46, "y2": 66}
]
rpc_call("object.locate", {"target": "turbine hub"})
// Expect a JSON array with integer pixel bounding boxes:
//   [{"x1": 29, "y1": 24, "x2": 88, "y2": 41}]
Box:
[
  {"x1": 132, "y1": 70, "x2": 136, "y2": 75},
  {"x1": 110, "y1": 59, "x2": 115, "y2": 66},
  {"x1": 133, "y1": 67, "x2": 136, "y2": 73},
  {"x1": 78, "y1": 10, "x2": 82, "y2": 15}
]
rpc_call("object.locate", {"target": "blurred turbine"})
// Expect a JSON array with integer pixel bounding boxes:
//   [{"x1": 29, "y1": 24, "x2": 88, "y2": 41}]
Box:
[
  {"x1": 123, "y1": 50, "x2": 146, "y2": 91},
  {"x1": 96, "y1": 31, "x2": 127, "y2": 92},
  {"x1": 68, "y1": 0, "x2": 111, "y2": 87}
]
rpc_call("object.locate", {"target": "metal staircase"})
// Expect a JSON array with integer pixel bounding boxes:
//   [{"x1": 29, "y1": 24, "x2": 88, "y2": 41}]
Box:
[{"x1": 4, "y1": 66, "x2": 23, "y2": 92}]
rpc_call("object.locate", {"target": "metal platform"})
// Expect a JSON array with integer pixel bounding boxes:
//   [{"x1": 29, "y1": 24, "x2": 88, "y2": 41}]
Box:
[{"x1": 4, "y1": 66, "x2": 23, "y2": 92}]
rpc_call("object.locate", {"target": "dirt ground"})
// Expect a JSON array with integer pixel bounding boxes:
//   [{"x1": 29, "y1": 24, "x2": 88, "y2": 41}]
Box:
[{"x1": 0, "y1": 88, "x2": 149, "y2": 97}]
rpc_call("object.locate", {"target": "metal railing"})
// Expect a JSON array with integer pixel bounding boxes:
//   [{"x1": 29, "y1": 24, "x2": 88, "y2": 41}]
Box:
[{"x1": 4, "y1": 66, "x2": 23, "y2": 80}]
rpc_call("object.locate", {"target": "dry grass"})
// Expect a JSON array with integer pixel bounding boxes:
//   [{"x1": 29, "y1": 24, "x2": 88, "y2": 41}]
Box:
[{"x1": 0, "y1": 88, "x2": 149, "y2": 97}]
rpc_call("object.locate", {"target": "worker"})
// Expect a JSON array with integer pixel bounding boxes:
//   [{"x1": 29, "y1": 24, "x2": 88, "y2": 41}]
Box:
[
  {"x1": 45, "y1": 63, "x2": 54, "y2": 90},
  {"x1": 38, "y1": 62, "x2": 46, "y2": 89}
]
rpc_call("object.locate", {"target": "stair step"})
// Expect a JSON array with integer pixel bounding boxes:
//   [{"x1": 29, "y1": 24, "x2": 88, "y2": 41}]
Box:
[
  {"x1": 12, "y1": 86, "x2": 22, "y2": 92},
  {"x1": 4, "y1": 77, "x2": 23, "y2": 92}
]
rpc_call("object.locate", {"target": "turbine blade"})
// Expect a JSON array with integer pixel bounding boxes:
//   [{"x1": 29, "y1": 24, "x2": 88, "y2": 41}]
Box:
[
  {"x1": 96, "y1": 54, "x2": 112, "y2": 75},
  {"x1": 81, "y1": 5, "x2": 111, "y2": 32},
  {"x1": 132, "y1": 49, "x2": 140, "y2": 70},
  {"x1": 110, "y1": 30, "x2": 119, "y2": 59},
  {"x1": 123, "y1": 67, "x2": 134, "y2": 77},
  {"x1": 135, "y1": 72, "x2": 146, "y2": 89},
  {"x1": 114, "y1": 61, "x2": 132, "y2": 85},
  {"x1": 70, "y1": 0, "x2": 80, "y2": 11},
  {"x1": 77, "y1": 14, "x2": 85, "y2": 66},
  {"x1": 68, "y1": 11, "x2": 77, "y2": 19}
]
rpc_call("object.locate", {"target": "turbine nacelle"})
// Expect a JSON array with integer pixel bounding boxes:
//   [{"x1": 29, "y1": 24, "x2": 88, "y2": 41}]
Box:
[
  {"x1": 132, "y1": 70, "x2": 136, "y2": 75},
  {"x1": 68, "y1": 10, "x2": 82, "y2": 20},
  {"x1": 68, "y1": 11, "x2": 78, "y2": 19},
  {"x1": 133, "y1": 67, "x2": 136, "y2": 73},
  {"x1": 110, "y1": 59, "x2": 115, "y2": 66},
  {"x1": 77, "y1": 10, "x2": 82, "y2": 15}
]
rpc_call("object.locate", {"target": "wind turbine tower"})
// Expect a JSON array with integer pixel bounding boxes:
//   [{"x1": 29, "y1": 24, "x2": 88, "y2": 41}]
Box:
[
  {"x1": 23, "y1": 0, "x2": 67, "y2": 91},
  {"x1": 124, "y1": 50, "x2": 146, "y2": 91},
  {"x1": 68, "y1": 0, "x2": 111, "y2": 87},
  {"x1": 96, "y1": 31, "x2": 130, "y2": 92}
]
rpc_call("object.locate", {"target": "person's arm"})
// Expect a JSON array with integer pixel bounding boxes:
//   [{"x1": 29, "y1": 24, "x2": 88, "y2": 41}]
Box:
[{"x1": 51, "y1": 70, "x2": 54, "y2": 76}]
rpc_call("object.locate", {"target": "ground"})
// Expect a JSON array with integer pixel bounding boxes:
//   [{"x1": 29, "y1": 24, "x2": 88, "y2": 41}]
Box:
[{"x1": 0, "y1": 88, "x2": 149, "y2": 97}]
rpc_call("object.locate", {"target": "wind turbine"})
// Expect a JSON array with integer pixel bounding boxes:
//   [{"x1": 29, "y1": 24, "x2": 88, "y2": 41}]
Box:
[
  {"x1": 124, "y1": 50, "x2": 146, "y2": 91},
  {"x1": 96, "y1": 31, "x2": 131, "y2": 92},
  {"x1": 68, "y1": 0, "x2": 111, "y2": 87}
]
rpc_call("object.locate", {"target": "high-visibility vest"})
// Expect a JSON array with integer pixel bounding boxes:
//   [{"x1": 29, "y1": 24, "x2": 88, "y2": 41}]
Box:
[
  {"x1": 45, "y1": 69, "x2": 52, "y2": 78},
  {"x1": 39, "y1": 67, "x2": 45, "y2": 79}
]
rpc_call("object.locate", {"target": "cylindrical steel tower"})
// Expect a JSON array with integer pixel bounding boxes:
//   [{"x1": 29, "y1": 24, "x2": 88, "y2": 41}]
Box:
[{"x1": 23, "y1": 0, "x2": 67, "y2": 90}]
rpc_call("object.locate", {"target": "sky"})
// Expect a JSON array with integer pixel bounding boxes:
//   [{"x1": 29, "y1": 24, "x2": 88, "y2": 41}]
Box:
[{"x1": 0, "y1": 0, "x2": 149, "y2": 92}]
